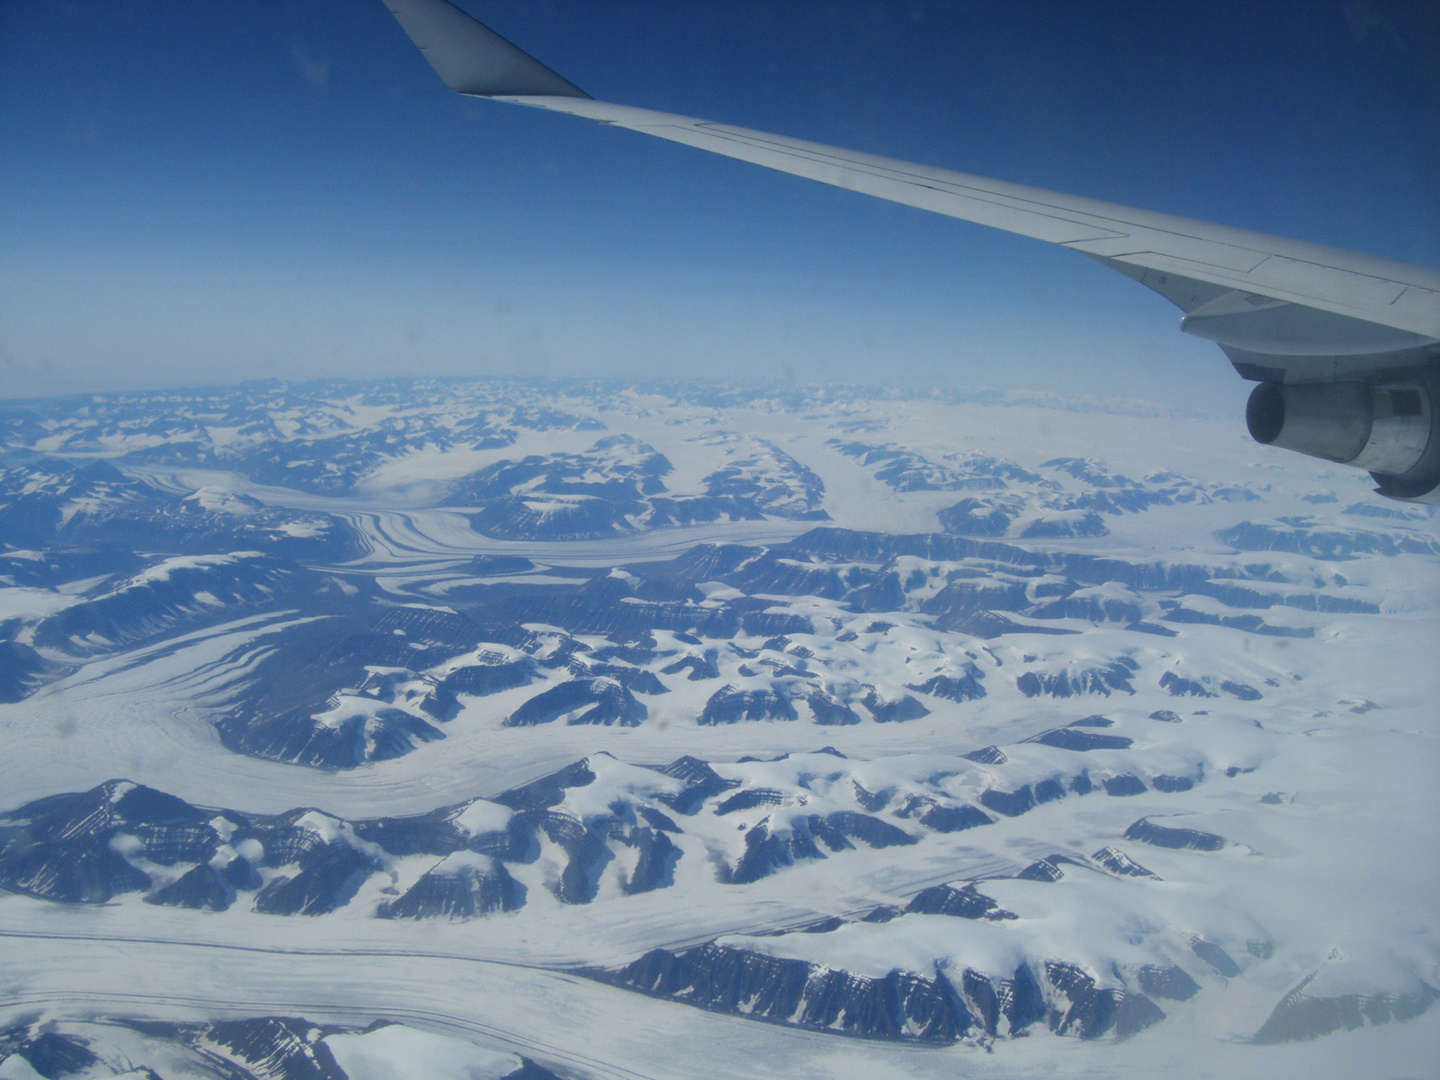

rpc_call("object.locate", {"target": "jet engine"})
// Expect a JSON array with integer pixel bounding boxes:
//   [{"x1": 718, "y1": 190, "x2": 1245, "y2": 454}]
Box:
[{"x1": 1245, "y1": 367, "x2": 1440, "y2": 502}]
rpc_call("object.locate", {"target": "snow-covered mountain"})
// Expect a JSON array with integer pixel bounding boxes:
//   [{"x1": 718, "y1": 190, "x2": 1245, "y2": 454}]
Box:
[
  {"x1": 1, "y1": 377, "x2": 1437, "y2": 1079},
  {"x1": 0, "y1": 1015, "x2": 559, "y2": 1080}
]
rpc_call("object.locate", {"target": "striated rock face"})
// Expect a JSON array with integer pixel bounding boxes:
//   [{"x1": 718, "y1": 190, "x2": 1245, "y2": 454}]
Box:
[
  {"x1": 1137, "y1": 964, "x2": 1201, "y2": 1001},
  {"x1": 661, "y1": 651, "x2": 720, "y2": 681},
  {"x1": 1092, "y1": 846, "x2": 1157, "y2": 878},
  {"x1": 821, "y1": 812, "x2": 917, "y2": 850},
  {"x1": 601, "y1": 943, "x2": 971, "y2": 1043},
  {"x1": 423, "y1": 658, "x2": 535, "y2": 719},
  {"x1": 0, "y1": 640, "x2": 51, "y2": 704},
  {"x1": 723, "y1": 812, "x2": 915, "y2": 885},
  {"x1": 980, "y1": 785, "x2": 1038, "y2": 818},
  {"x1": 845, "y1": 570, "x2": 907, "y2": 612},
  {"x1": 621, "y1": 826, "x2": 680, "y2": 894},
  {"x1": 1124, "y1": 817, "x2": 1225, "y2": 851},
  {"x1": 379, "y1": 852, "x2": 523, "y2": 919},
  {"x1": 255, "y1": 843, "x2": 378, "y2": 916},
  {"x1": 905, "y1": 883, "x2": 1017, "y2": 921},
  {"x1": 1216, "y1": 519, "x2": 1440, "y2": 559},
  {"x1": 1221, "y1": 679, "x2": 1263, "y2": 700},
  {"x1": 1252, "y1": 978, "x2": 1439, "y2": 1043},
  {"x1": 599, "y1": 942, "x2": 1167, "y2": 1045},
  {"x1": 917, "y1": 803, "x2": 992, "y2": 833},
  {"x1": 656, "y1": 756, "x2": 740, "y2": 813},
  {"x1": 963, "y1": 745, "x2": 1007, "y2": 765},
  {"x1": 0, "y1": 782, "x2": 196, "y2": 904},
  {"x1": 699, "y1": 685, "x2": 798, "y2": 725},
  {"x1": 0, "y1": 780, "x2": 502, "y2": 918},
  {"x1": 1030, "y1": 727, "x2": 1133, "y2": 751},
  {"x1": 923, "y1": 578, "x2": 1027, "y2": 623},
  {"x1": 492, "y1": 758, "x2": 598, "y2": 812},
  {"x1": 1159, "y1": 671, "x2": 1216, "y2": 697},
  {"x1": 1017, "y1": 657, "x2": 1138, "y2": 698},
  {"x1": 197, "y1": 1017, "x2": 346, "y2": 1079},
  {"x1": 215, "y1": 605, "x2": 492, "y2": 769},
  {"x1": 1151, "y1": 774, "x2": 1194, "y2": 793},
  {"x1": 1017, "y1": 857, "x2": 1065, "y2": 882},
  {"x1": 1019, "y1": 511, "x2": 1109, "y2": 539},
  {"x1": 80, "y1": 1015, "x2": 564, "y2": 1080},
  {"x1": 30, "y1": 552, "x2": 310, "y2": 658},
  {"x1": 715, "y1": 788, "x2": 787, "y2": 816},
  {"x1": 1044, "y1": 962, "x2": 1166, "y2": 1038},
  {"x1": 907, "y1": 672, "x2": 987, "y2": 702},
  {"x1": 145, "y1": 863, "x2": 237, "y2": 911},
  {"x1": 1190, "y1": 939, "x2": 1241, "y2": 977},
  {"x1": 231, "y1": 707, "x2": 446, "y2": 772},
  {"x1": 507, "y1": 678, "x2": 647, "y2": 727},
  {"x1": 859, "y1": 687, "x2": 930, "y2": 723},
  {"x1": 1104, "y1": 775, "x2": 1147, "y2": 797},
  {"x1": 962, "y1": 963, "x2": 1047, "y2": 1037},
  {"x1": 0, "y1": 1029, "x2": 99, "y2": 1078},
  {"x1": 938, "y1": 497, "x2": 1018, "y2": 536},
  {"x1": 531, "y1": 811, "x2": 614, "y2": 905},
  {"x1": 806, "y1": 691, "x2": 862, "y2": 725},
  {"x1": 1030, "y1": 592, "x2": 1145, "y2": 623}
]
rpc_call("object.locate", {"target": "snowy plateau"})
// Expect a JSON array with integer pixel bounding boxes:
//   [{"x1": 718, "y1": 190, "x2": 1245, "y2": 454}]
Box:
[{"x1": 0, "y1": 376, "x2": 1437, "y2": 1080}]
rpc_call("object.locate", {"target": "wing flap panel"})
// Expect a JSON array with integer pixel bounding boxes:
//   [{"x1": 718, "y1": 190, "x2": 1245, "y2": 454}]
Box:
[
  {"x1": 1251, "y1": 255, "x2": 1411, "y2": 308},
  {"x1": 1389, "y1": 285, "x2": 1440, "y2": 324},
  {"x1": 1069, "y1": 235, "x2": 1272, "y2": 274}
]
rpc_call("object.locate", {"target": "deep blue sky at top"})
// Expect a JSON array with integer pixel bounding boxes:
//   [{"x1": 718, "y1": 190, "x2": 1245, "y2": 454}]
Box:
[{"x1": 1, "y1": 1, "x2": 1436, "y2": 411}]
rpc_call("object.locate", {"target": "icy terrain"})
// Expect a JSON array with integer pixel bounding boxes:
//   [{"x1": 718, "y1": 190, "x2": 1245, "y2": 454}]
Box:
[{"x1": 1, "y1": 378, "x2": 1437, "y2": 1079}]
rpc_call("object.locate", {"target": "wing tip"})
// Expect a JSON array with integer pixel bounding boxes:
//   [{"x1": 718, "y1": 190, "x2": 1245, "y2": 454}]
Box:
[{"x1": 384, "y1": 0, "x2": 590, "y2": 100}]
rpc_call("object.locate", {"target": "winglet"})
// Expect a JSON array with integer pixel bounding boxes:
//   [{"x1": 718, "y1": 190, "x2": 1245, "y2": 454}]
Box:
[{"x1": 383, "y1": 0, "x2": 590, "y2": 99}]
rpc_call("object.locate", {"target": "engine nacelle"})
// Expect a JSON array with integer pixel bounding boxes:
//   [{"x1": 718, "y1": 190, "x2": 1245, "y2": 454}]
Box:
[{"x1": 1245, "y1": 370, "x2": 1440, "y2": 502}]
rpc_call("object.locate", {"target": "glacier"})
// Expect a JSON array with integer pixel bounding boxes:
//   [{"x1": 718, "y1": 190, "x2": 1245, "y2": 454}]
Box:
[{"x1": 1, "y1": 377, "x2": 1437, "y2": 1079}]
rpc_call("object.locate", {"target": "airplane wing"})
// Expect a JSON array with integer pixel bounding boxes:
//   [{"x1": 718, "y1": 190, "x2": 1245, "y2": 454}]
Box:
[
  {"x1": 382, "y1": 0, "x2": 1440, "y2": 501},
  {"x1": 502, "y1": 97, "x2": 1440, "y2": 370}
]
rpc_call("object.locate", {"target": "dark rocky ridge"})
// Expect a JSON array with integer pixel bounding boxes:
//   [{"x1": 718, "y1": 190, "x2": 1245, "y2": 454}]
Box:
[
  {"x1": 214, "y1": 604, "x2": 499, "y2": 768},
  {"x1": 1030, "y1": 727, "x2": 1133, "y2": 751},
  {"x1": 436, "y1": 432, "x2": 830, "y2": 541},
  {"x1": 905, "y1": 883, "x2": 1016, "y2": 920},
  {"x1": 506, "y1": 678, "x2": 647, "y2": 727},
  {"x1": 723, "y1": 812, "x2": 917, "y2": 884},
  {"x1": 0, "y1": 455, "x2": 362, "y2": 561},
  {"x1": 105, "y1": 1015, "x2": 566, "y2": 1079},
  {"x1": 2, "y1": 754, "x2": 1031, "y2": 917},
  {"x1": 700, "y1": 685, "x2": 798, "y2": 724},
  {"x1": 31, "y1": 552, "x2": 324, "y2": 659},
  {"x1": 1252, "y1": 977, "x2": 1439, "y2": 1043},
  {"x1": 596, "y1": 940, "x2": 1166, "y2": 1044},
  {"x1": 599, "y1": 942, "x2": 971, "y2": 1043},
  {"x1": 0, "y1": 640, "x2": 52, "y2": 703},
  {"x1": 907, "y1": 671, "x2": 986, "y2": 702},
  {"x1": 1017, "y1": 657, "x2": 1138, "y2": 698},
  {"x1": 2, "y1": 515, "x2": 1384, "y2": 775},
  {"x1": 1125, "y1": 817, "x2": 1226, "y2": 851},
  {"x1": 1217, "y1": 520, "x2": 1440, "y2": 559},
  {"x1": 379, "y1": 854, "x2": 524, "y2": 919}
]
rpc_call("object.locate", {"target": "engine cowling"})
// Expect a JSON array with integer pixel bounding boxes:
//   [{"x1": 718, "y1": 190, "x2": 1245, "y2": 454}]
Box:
[{"x1": 1245, "y1": 367, "x2": 1440, "y2": 502}]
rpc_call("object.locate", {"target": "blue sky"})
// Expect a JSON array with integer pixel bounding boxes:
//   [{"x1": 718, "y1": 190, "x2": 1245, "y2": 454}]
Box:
[{"x1": 1, "y1": 0, "x2": 1436, "y2": 412}]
